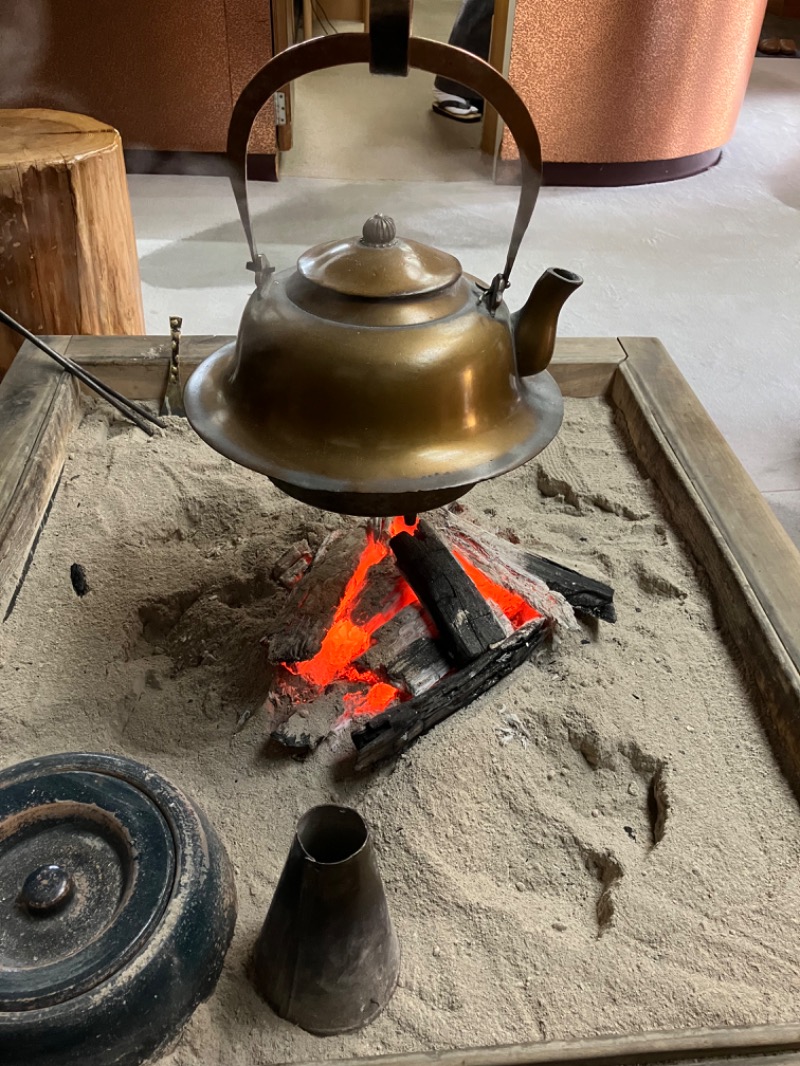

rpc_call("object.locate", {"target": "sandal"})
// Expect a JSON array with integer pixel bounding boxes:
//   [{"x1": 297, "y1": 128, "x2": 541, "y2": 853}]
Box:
[{"x1": 432, "y1": 99, "x2": 482, "y2": 123}]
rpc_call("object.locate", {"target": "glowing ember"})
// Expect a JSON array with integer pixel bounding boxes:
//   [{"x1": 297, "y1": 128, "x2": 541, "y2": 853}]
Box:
[
  {"x1": 282, "y1": 516, "x2": 539, "y2": 724},
  {"x1": 454, "y1": 550, "x2": 540, "y2": 629},
  {"x1": 286, "y1": 518, "x2": 420, "y2": 718},
  {"x1": 342, "y1": 681, "x2": 399, "y2": 717}
]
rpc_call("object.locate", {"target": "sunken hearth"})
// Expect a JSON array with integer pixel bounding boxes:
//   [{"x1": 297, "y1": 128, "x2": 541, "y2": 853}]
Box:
[{"x1": 263, "y1": 508, "x2": 615, "y2": 769}]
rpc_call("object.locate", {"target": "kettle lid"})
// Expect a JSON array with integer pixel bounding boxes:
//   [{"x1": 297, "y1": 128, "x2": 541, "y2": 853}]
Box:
[{"x1": 297, "y1": 214, "x2": 462, "y2": 298}]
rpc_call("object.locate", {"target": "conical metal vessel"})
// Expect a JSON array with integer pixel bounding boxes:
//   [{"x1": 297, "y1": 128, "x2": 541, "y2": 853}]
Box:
[{"x1": 253, "y1": 806, "x2": 399, "y2": 1035}]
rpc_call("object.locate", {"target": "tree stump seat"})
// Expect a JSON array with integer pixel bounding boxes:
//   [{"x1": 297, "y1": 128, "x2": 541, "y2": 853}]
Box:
[{"x1": 0, "y1": 109, "x2": 144, "y2": 375}]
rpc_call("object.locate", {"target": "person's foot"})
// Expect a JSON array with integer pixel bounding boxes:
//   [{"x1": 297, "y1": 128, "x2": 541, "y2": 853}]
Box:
[
  {"x1": 758, "y1": 36, "x2": 781, "y2": 54},
  {"x1": 758, "y1": 36, "x2": 798, "y2": 56},
  {"x1": 432, "y1": 89, "x2": 482, "y2": 123}
]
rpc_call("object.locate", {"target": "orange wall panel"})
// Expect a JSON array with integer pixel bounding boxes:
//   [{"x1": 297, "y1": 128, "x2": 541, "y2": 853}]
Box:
[
  {"x1": 501, "y1": 0, "x2": 766, "y2": 164},
  {"x1": 0, "y1": 0, "x2": 275, "y2": 155}
]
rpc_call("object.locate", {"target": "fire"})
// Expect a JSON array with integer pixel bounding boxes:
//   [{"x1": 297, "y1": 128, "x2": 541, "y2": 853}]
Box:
[
  {"x1": 342, "y1": 682, "x2": 399, "y2": 717},
  {"x1": 454, "y1": 551, "x2": 539, "y2": 629},
  {"x1": 387, "y1": 515, "x2": 418, "y2": 537},
  {"x1": 286, "y1": 517, "x2": 419, "y2": 717},
  {"x1": 282, "y1": 516, "x2": 539, "y2": 723}
]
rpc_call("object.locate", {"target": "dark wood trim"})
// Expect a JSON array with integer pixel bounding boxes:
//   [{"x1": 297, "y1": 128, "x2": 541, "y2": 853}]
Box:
[
  {"x1": 65, "y1": 336, "x2": 230, "y2": 401},
  {"x1": 614, "y1": 337, "x2": 800, "y2": 801},
  {"x1": 294, "y1": 1026, "x2": 800, "y2": 1066},
  {"x1": 495, "y1": 149, "x2": 722, "y2": 188}
]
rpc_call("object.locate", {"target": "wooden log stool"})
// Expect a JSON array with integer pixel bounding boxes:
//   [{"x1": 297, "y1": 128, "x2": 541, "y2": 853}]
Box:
[{"x1": 0, "y1": 109, "x2": 144, "y2": 375}]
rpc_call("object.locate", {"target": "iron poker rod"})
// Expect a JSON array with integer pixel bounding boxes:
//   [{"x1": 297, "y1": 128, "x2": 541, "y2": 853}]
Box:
[{"x1": 0, "y1": 308, "x2": 167, "y2": 437}]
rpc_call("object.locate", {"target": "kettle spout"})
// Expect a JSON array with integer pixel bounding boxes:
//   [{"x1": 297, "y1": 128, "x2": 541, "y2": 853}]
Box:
[{"x1": 512, "y1": 268, "x2": 583, "y2": 377}]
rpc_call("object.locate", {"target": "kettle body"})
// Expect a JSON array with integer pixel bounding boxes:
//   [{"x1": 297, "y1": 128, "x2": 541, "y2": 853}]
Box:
[{"x1": 184, "y1": 27, "x2": 581, "y2": 517}]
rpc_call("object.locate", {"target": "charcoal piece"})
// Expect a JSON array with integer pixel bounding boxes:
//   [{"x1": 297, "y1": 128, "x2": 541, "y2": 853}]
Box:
[
  {"x1": 351, "y1": 617, "x2": 552, "y2": 770},
  {"x1": 271, "y1": 539, "x2": 313, "y2": 590},
  {"x1": 357, "y1": 605, "x2": 431, "y2": 672},
  {"x1": 268, "y1": 529, "x2": 367, "y2": 663},
  {"x1": 272, "y1": 703, "x2": 336, "y2": 752},
  {"x1": 70, "y1": 563, "x2": 89, "y2": 597},
  {"x1": 384, "y1": 636, "x2": 450, "y2": 697},
  {"x1": 390, "y1": 519, "x2": 505, "y2": 667},
  {"x1": 518, "y1": 551, "x2": 616, "y2": 623},
  {"x1": 351, "y1": 555, "x2": 403, "y2": 628},
  {"x1": 355, "y1": 605, "x2": 448, "y2": 698}
]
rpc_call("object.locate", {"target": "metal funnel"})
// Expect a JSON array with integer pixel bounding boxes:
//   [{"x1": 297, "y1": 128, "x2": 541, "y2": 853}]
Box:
[{"x1": 253, "y1": 805, "x2": 400, "y2": 1035}]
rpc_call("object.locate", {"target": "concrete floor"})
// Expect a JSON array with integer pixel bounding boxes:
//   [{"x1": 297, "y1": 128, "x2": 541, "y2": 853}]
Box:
[{"x1": 131, "y1": 58, "x2": 800, "y2": 547}]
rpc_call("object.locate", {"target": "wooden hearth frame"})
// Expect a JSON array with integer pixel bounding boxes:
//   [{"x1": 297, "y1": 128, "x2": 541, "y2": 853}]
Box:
[{"x1": 2, "y1": 336, "x2": 800, "y2": 1066}]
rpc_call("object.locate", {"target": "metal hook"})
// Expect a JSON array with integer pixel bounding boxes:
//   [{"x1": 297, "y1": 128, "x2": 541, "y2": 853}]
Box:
[{"x1": 161, "y1": 316, "x2": 185, "y2": 417}]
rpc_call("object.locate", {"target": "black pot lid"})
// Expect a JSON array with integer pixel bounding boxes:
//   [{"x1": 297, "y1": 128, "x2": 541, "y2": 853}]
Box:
[{"x1": 0, "y1": 766, "x2": 175, "y2": 1010}]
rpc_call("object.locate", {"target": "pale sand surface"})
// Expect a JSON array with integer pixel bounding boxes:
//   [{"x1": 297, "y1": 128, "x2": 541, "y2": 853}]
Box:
[{"x1": 2, "y1": 398, "x2": 799, "y2": 1064}]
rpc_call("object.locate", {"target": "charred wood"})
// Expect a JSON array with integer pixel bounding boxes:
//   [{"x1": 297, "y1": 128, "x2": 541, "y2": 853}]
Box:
[
  {"x1": 351, "y1": 554, "x2": 404, "y2": 627},
  {"x1": 518, "y1": 551, "x2": 616, "y2": 623},
  {"x1": 271, "y1": 691, "x2": 344, "y2": 751},
  {"x1": 439, "y1": 513, "x2": 615, "y2": 624},
  {"x1": 390, "y1": 519, "x2": 506, "y2": 666},
  {"x1": 384, "y1": 636, "x2": 450, "y2": 697},
  {"x1": 356, "y1": 605, "x2": 448, "y2": 697},
  {"x1": 357, "y1": 604, "x2": 431, "y2": 671},
  {"x1": 267, "y1": 528, "x2": 367, "y2": 663},
  {"x1": 351, "y1": 617, "x2": 552, "y2": 770},
  {"x1": 271, "y1": 539, "x2": 313, "y2": 590}
]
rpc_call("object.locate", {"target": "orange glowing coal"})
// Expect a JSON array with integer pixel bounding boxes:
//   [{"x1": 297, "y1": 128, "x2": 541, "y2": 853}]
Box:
[
  {"x1": 284, "y1": 517, "x2": 539, "y2": 721},
  {"x1": 286, "y1": 518, "x2": 418, "y2": 717},
  {"x1": 454, "y1": 551, "x2": 538, "y2": 629}
]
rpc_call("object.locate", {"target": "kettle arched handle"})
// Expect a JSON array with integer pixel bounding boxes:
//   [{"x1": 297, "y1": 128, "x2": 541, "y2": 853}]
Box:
[{"x1": 228, "y1": 34, "x2": 543, "y2": 310}]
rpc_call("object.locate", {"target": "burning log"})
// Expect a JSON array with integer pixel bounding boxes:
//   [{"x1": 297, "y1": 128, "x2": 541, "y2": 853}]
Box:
[
  {"x1": 350, "y1": 555, "x2": 401, "y2": 627},
  {"x1": 356, "y1": 605, "x2": 450, "y2": 697},
  {"x1": 267, "y1": 528, "x2": 368, "y2": 663},
  {"x1": 263, "y1": 509, "x2": 612, "y2": 758},
  {"x1": 438, "y1": 513, "x2": 615, "y2": 624},
  {"x1": 389, "y1": 519, "x2": 507, "y2": 667},
  {"x1": 351, "y1": 617, "x2": 552, "y2": 770}
]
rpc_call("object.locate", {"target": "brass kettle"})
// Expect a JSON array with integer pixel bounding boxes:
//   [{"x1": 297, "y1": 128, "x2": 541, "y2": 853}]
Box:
[{"x1": 184, "y1": 7, "x2": 583, "y2": 518}]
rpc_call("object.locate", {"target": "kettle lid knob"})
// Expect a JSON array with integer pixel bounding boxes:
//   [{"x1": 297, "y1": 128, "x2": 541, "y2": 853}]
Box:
[{"x1": 361, "y1": 214, "x2": 397, "y2": 247}]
